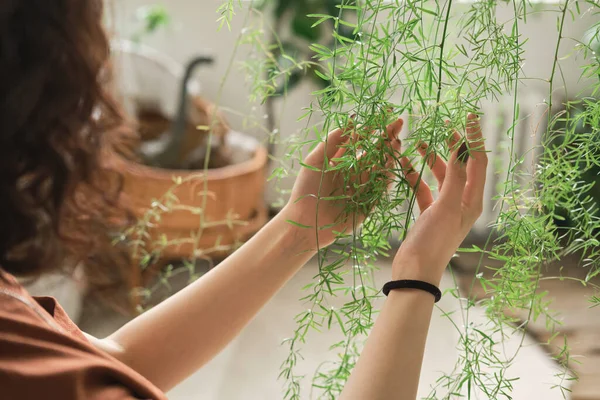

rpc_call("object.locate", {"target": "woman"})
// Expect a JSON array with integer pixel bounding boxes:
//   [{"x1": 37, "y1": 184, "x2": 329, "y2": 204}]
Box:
[{"x1": 0, "y1": 1, "x2": 487, "y2": 399}]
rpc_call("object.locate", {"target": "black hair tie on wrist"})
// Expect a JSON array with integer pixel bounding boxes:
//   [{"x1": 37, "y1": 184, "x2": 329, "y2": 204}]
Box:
[{"x1": 382, "y1": 280, "x2": 442, "y2": 303}]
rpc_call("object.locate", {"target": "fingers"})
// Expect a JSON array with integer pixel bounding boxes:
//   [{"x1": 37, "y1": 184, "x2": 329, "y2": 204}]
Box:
[
  {"x1": 359, "y1": 118, "x2": 403, "y2": 184},
  {"x1": 325, "y1": 122, "x2": 354, "y2": 160},
  {"x1": 400, "y1": 157, "x2": 434, "y2": 212},
  {"x1": 466, "y1": 113, "x2": 485, "y2": 156},
  {"x1": 463, "y1": 113, "x2": 487, "y2": 215},
  {"x1": 381, "y1": 117, "x2": 404, "y2": 174},
  {"x1": 416, "y1": 141, "x2": 447, "y2": 188},
  {"x1": 382, "y1": 135, "x2": 402, "y2": 185},
  {"x1": 387, "y1": 138, "x2": 402, "y2": 166},
  {"x1": 438, "y1": 114, "x2": 489, "y2": 213},
  {"x1": 439, "y1": 128, "x2": 468, "y2": 210},
  {"x1": 309, "y1": 128, "x2": 344, "y2": 166},
  {"x1": 306, "y1": 117, "x2": 355, "y2": 167},
  {"x1": 386, "y1": 118, "x2": 404, "y2": 140},
  {"x1": 445, "y1": 121, "x2": 462, "y2": 152}
]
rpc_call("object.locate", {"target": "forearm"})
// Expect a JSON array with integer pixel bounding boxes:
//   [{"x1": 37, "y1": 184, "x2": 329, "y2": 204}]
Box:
[
  {"x1": 340, "y1": 270, "x2": 442, "y2": 400},
  {"x1": 105, "y1": 211, "x2": 315, "y2": 391}
]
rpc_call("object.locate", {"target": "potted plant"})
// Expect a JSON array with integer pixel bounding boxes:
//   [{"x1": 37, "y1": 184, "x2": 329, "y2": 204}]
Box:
[{"x1": 110, "y1": 40, "x2": 268, "y2": 290}]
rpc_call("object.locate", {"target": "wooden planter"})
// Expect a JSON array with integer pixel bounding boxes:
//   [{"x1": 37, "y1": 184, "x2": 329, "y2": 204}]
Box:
[
  {"x1": 110, "y1": 42, "x2": 268, "y2": 292},
  {"x1": 113, "y1": 104, "x2": 267, "y2": 258},
  {"x1": 109, "y1": 105, "x2": 268, "y2": 297},
  {"x1": 116, "y1": 137, "x2": 268, "y2": 260}
]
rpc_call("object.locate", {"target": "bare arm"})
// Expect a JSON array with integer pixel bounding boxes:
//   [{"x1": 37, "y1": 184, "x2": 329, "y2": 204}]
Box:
[
  {"x1": 341, "y1": 114, "x2": 487, "y2": 399},
  {"x1": 341, "y1": 289, "x2": 437, "y2": 400},
  {"x1": 94, "y1": 118, "x2": 404, "y2": 392},
  {"x1": 105, "y1": 213, "x2": 314, "y2": 391}
]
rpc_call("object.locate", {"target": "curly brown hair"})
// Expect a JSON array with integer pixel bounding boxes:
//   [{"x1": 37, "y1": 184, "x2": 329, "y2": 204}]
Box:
[{"x1": 0, "y1": 0, "x2": 132, "y2": 300}]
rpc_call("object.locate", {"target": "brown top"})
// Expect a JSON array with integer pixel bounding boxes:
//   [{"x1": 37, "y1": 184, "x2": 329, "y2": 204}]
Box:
[{"x1": 0, "y1": 268, "x2": 167, "y2": 400}]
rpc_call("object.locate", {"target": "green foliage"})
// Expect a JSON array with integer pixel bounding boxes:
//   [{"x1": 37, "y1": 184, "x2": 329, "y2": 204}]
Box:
[
  {"x1": 217, "y1": 0, "x2": 241, "y2": 31},
  {"x1": 118, "y1": 176, "x2": 239, "y2": 310},
  {"x1": 211, "y1": 0, "x2": 600, "y2": 398},
  {"x1": 251, "y1": 0, "x2": 361, "y2": 95},
  {"x1": 131, "y1": 4, "x2": 171, "y2": 43},
  {"x1": 550, "y1": 101, "x2": 600, "y2": 232}
]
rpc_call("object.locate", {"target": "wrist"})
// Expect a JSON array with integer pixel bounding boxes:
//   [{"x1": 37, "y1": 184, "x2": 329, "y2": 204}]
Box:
[
  {"x1": 391, "y1": 261, "x2": 444, "y2": 287},
  {"x1": 386, "y1": 287, "x2": 437, "y2": 304},
  {"x1": 272, "y1": 209, "x2": 318, "y2": 256}
]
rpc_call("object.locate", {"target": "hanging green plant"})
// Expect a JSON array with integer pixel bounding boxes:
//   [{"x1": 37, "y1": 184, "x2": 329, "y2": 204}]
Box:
[{"x1": 211, "y1": 0, "x2": 600, "y2": 398}]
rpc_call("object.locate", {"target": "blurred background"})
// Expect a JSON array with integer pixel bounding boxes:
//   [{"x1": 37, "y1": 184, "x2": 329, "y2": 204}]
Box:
[{"x1": 23, "y1": 1, "x2": 600, "y2": 399}]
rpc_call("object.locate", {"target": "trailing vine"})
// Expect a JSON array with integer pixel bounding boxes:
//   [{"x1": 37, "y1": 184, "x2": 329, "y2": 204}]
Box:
[{"x1": 209, "y1": 0, "x2": 600, "y2": 398}]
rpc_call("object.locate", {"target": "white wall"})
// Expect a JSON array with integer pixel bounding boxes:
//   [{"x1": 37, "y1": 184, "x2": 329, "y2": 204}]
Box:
[{"x1": 111, "y1": 0, "x2": 599, "y2": 206}]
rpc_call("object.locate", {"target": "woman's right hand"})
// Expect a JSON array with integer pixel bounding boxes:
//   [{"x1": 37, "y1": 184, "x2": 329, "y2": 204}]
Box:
[{"x1": 392, "y1": 113, "x2": 488, "y2": 285}]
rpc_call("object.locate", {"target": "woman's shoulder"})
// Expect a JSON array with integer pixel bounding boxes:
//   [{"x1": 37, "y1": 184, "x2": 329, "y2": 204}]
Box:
[{"x1": 0, "y1": 268, "x2": 166, "y2": 400}]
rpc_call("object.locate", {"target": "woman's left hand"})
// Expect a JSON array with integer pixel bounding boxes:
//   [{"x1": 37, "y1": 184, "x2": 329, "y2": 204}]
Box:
[{"x1": 281, "y1": 117, "x2": 404, "y2": 249}]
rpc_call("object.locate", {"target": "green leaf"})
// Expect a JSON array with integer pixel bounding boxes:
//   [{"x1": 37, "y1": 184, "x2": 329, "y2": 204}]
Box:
[
  {"x1": 286, "y1": 219, "x2": 312, "y2": 229},
  {"x1": 338, "y1": 19, "x2": 357, "y2": 29},
  {"x1": 313, "y1": 68, "x2": 331, "y2": 82},
  {"x1": 299, "y1": 161, "x2": 322, "y2": 172},
  {"x1": 417, "y1": 6, "x2": 437, "y2": 16},
  {"x1": 590, "y1": 295, "x2": 600, "y2": 308},
  {"x1": 307, "y1": 13, "x2": 335, "y2": 28},
  {"x1": 271, "y1": 41, "x2": 305, "y2": 95},
  {"x1": 326, "y1": 0, "x2": 358, "y2": 16},
  {"x1": 292, "y1": 7, "x2": 321, "y2": 42},
  {"x1": 309, "y1": 43, "x2": 334, "y2": 60}
]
